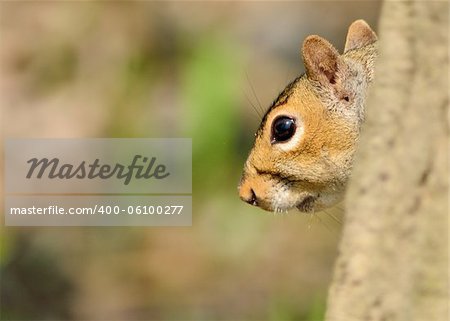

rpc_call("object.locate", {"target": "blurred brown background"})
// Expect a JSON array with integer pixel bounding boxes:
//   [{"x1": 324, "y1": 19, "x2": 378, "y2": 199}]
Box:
[{"x1": 0, "y1": 2, "x2": 380, "y2": 320}]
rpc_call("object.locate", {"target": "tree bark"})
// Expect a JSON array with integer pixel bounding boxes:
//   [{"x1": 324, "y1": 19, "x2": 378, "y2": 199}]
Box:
[{"x1": 325, "y1": 1, "x2": 448, "y2": 321}]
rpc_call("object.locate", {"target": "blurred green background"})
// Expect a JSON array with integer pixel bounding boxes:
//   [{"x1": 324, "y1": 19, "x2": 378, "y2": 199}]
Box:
[{"x1": 0, "y1": 2, "x2": 380, "y2": 320}]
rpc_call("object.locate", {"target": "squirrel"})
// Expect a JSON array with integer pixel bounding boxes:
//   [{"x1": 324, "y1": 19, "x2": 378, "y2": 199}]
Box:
[{"x1": 239, "y1": 20, "x2": 377, "y2": 213}]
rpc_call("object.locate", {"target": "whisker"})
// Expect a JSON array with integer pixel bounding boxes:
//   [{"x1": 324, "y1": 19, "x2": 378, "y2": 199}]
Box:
[
  {"x1": 245, "y1": 71, "x2": 265, "y2": 115},
  {"x1": 323, "y1": 209, "x2": 342, "y2": 225},
  {"x1": 307, "y1": 212, "x2": 313, "y2": 230},
  {"x1": 332, "y1": 204, "x2": 345, "y2": 216},
  {"x1": 314, "y1": 212, "x2": 336, "y2": 234},
  {"x1": 241, "y1": 88, "x2": 262, "y2": 119}
]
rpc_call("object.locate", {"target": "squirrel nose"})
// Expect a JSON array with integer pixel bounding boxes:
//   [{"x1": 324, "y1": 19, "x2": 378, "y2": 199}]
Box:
[{"x1": 239, "y1": 182, "x2": 259, "y2": 206}]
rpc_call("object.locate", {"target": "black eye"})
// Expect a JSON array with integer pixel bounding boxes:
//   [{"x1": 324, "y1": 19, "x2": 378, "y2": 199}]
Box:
[{"x1": 271, "y1": 116, "x2": 296, "y2": 143}]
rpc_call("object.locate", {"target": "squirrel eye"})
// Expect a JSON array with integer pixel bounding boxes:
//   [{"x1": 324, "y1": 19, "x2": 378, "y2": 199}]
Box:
[{"x1": 271, "y1": 116, "x2": 296, "y2": 144}]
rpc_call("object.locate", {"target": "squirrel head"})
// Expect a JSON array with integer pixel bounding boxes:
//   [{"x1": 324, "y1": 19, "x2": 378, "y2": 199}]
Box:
[{"x1": 239, "y1": 20, "x2": 377, "y2": 213}]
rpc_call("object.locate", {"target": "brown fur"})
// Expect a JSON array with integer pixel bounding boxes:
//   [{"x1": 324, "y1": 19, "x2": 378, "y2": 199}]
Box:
[
  {"x1": 239, "y1": 20, "x2": 378, "y2": 213},
  {"x1": 344, "y1": 19, "x2": 378, "y2": 53}
]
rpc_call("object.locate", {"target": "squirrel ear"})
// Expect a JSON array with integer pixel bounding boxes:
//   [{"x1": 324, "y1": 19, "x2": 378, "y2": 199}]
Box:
[
  {"x1": 344, "y1": 20, "x2": 377, "y2": 53},
  {"x1": 302, "y1": 35, "x2": 340, "y2": 85}
]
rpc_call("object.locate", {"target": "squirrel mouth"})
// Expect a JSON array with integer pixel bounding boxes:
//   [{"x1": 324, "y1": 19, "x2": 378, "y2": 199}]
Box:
[{"x1": 296, "y1": 196, "x2": 316, "y2": 213}]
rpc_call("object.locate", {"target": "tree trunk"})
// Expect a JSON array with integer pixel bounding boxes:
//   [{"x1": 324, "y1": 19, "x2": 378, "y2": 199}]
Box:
[{"x1": 325, "y1": 1, "x2": 448, "y2": 321}]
